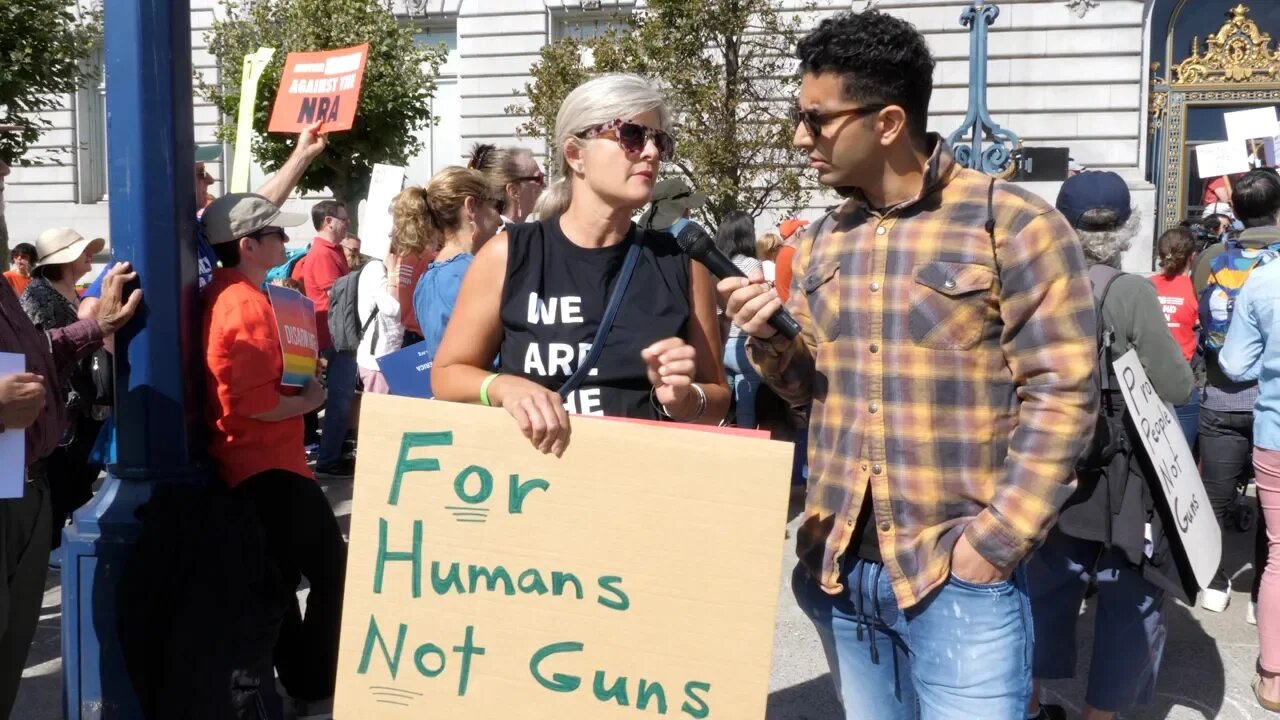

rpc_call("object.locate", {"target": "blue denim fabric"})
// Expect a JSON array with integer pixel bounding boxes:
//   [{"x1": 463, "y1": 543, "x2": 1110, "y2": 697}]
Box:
[
  {"x1": 318, "y1": 348, "x2": 357, "y2": 466},
  {"x1": 792, "y1": 558, "x2": 1033, "y2": 720},
  {"x1": 1028, "y1": 530, "x2": 1167, "y2": 713},
  {"x1": 1175, "y1": 392, "x2": 1200, "y2": 448},
  {"x1": 723, "y1": 335, "x2": 762, "y2": 428}
]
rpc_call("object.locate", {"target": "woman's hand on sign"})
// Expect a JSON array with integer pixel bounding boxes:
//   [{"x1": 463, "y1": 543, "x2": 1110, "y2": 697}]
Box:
[
  {"x1": 491, "y1": 375, "x2": 571, "y2": 457},
  {"x1": 643, "y1": 337, "x2": 697, "y2": 410}
]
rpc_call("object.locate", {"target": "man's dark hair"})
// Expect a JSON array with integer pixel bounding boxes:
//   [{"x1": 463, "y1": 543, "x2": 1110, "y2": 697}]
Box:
[
  {"x1": 1231, "y1": 169, "x2": 1280, "y2": 228},
  {"x1": 311, "y1": 200, "x2": 346, "y2": 231},
  {"x1": 714, "y1": 211, "x2": 758, "y2": 259},
  {"x1": 10, "y1": 243, "x2": 35, "y2": 263},
  {"x1": 212, "y1": 240, "x2": 242, "y2": 269},
  {"x1": 795, "y1": 10, "x2": 936, "y2": 141}
]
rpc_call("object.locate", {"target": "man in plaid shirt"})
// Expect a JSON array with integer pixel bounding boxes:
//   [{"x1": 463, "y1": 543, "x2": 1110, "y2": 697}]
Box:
[{"x1": 720, "y1": 10, "x2": 1097, "y2": 719}]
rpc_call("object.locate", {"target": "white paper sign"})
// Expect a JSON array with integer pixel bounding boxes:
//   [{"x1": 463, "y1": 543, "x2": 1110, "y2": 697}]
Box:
[
  {"x1": 1195, "y1": 140, "x2": 1251, "y2": 180},
  {"x1": 1224, "y1": 106, "x2": 1279, "y2": 142},
  {"x1": 0, "y1": 352, "x2": 26, "y2": 499},
  {"x1": 358, "y1": 164, "x2": 406, "y2": 261},
  {"x1": 1113, "y1": 349, "x2": 1221, "y2": 589}
]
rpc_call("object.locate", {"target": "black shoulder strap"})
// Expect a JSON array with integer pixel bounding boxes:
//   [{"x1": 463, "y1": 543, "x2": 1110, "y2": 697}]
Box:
[
  {"x1": 1088, "y1": 264, "x2": 1124, "y2": 390},
  {"x1": 559, "y1": 230, "x2": 644, "y2": 399},
  {"x1": 986, "y1": 178, "x2": 1001, "y2": 280}
]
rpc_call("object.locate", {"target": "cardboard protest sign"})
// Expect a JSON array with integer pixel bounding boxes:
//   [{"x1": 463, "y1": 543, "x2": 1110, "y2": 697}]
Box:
[
  {"x1": 0, "y1": 352, "x2": 24, "y2": 498},
  {"x1": 336, "y1": 395, "x2": 793, "y2": 719},
  {"x1": 266, "y1": 285, "x2": 318, "y2": 387},
  {"x1": 1195, "y1": 139, "x2": 1251, "y2": 180},
  {"x1": 376, "y1": 340, "x2": 433, "y2": 399},
  {"x1": 268, "y1": 43, "x2": 369, "y2": 133},
  {"x1": 358, "y1": 164, "x2": 406, "y2": 261},
  {"x1": 1113, "y1": 350, "x2": 1221, "y2": 588}
]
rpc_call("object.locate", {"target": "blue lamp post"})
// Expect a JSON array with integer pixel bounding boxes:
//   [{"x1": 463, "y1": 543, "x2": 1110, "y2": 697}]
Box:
[
  {"x1": 946, "y1": 0, "x2": 1021, "y2": 175},
  {"x1": 61, "y1": 0, "x2": 201, "y2": 715}
]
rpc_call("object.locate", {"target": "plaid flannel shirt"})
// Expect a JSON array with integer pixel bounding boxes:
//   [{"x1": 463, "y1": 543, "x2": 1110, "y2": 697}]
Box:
[{"x1": 750, "y1": 139, "x2": 1097, "y2": 608}]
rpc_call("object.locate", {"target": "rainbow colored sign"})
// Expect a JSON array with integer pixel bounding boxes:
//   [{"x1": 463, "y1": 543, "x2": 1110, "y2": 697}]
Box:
[{"x1": 267, "y1": 285, "x2": 319, "y2": 387}]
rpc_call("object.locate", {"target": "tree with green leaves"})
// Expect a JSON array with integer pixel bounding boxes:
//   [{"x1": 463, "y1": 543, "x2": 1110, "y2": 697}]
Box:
[
  {"x1": 509, "y1": 0, "x2": 809, "y2": 226},
  {"x1": 203, "y1": 0, "x2": 446, "y2": 234},
  {"x1": 0, "y1": 0, "x2": 101, "y2": 266}
]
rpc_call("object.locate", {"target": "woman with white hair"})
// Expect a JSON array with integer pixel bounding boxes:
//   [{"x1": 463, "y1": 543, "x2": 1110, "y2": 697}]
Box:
[
  {"x1": 432, "y1": 73, "x2": 730, "y2": 455},
  {"x1": 1027, "y1": 172, "x2": 1194, "y2": 720}
]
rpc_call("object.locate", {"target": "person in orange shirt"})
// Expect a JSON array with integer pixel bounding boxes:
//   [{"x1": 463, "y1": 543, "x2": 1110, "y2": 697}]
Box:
[
  {"x1": 3, "y1": 243, "x2": 36, "y2": 297},
  {"x1": 200, "y1": 193, "x2": 347, "y2": 718},
  {"x1": 773, "y1": 217, "x2": 809, "y2": 302}
]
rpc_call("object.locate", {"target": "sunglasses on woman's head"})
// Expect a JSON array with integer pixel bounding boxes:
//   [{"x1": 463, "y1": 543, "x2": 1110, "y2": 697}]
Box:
[{"x1": 578, "y1": 119, "x2": 675, "y2": 161}]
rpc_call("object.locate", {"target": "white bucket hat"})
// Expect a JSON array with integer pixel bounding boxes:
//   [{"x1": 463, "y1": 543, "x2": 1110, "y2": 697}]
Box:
[{"x1": 34, "y1": 228, "x2": 105, "y2": 269}]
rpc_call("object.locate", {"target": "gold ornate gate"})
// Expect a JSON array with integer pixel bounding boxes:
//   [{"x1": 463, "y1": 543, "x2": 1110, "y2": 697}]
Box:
[{"x1": 1150, "y1": 4, "x2": 1280, "y2": 232}]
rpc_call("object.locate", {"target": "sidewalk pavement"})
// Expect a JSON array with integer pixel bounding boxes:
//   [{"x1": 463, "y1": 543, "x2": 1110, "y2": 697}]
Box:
[{"x1": 13, "y1": 477, "x2": 1274, "y2": 719}]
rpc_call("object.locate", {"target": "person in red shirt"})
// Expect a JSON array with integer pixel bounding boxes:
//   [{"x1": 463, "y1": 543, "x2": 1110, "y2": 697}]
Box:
[
  {"x1": 1151, "y1": 225, "x2": 1200, "y2": 445},
  {"x1": 201, "y1": 193, "x2": 347, "y2": 716},
  {"x1": 293, "y1": 200, "x2": 358, "y2": 476},
  {"x1": 774, "y1": 217, "x2": 809, "y2": 302}
]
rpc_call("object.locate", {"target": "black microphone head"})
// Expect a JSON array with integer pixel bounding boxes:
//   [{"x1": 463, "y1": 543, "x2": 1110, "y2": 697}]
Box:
[{"x1": 673, "y1": 222, "x2": 715, "y2": 260}]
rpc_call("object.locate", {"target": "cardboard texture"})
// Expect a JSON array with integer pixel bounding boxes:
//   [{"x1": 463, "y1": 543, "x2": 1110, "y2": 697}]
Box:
[
  {"x1": 358, "y1": 164, "x2": 406, "y2": 261},
  {"x1": 266, "y1": 285, "x2": 318, "y2": 387},
  {"x1": 1113, "y1": 349, "x2": 1221, "y2": 588},
  {"x1": 1195, "y1": 139, "x2": 1251, "y2": 180},
  {"x1": 0, "y1": 352, "x2": 24, "y2": 498},
  {"x1": 268, "y1": 44, "x2": 369, "y2": 133},
  {"x1": 335, "y1": 395, "x2": 793, "y2": 718}
]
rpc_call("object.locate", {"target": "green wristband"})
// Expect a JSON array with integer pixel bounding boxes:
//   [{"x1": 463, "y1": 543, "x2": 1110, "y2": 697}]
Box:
[{"x1": 480, "y1": 373, "x2": 501, "y2": 407}]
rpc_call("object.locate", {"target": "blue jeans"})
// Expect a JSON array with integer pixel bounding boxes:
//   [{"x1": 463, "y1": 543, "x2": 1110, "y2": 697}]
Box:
[
  {"x1": 319, "y1": 349, "x2": 358, "y2": 466},
  {"x1": 1175, "y1": 392, "x2": 1200, "y2": 448},
  {"x1": 1027, "y1": 530, "x2": 1166, "y2": 713},
  {"x1": 723, "y1": 335, "x2": 762, "y2": 428},
  {"x1": 793, "y1": 558, "x2": 1033, "y2": 720}
]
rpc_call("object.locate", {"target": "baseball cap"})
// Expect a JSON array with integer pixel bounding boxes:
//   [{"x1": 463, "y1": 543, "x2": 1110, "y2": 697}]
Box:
[
  {"x1": 195, "y1": 144, "x2": 222, "y2": 163},
  {"x1": 779, "y1": 217, "x2": 810, "y2": 240},
  {"x1": 1055, "y1": 171, "x2": 1132, "y2": 230},
  {"x1": 201, "y1": 193, "x2": 308, "y2": 245},
  {"x1": 639, "y1": 178, "x2": 708, "y2": 230},
  {"x1": 33, "y1": 228, "x2": 105, "y2": 269}
]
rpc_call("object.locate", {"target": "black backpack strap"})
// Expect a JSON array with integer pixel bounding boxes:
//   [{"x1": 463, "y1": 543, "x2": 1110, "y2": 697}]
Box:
[
  {"x1": 986, "y1": 178, "x2": 1001, "y2": 282},
  {"x1": 1088, "y1": 264, "x2": 1124, "y2": 392},
  {"x1": 559, "y1": 229, "x2": 644, "y2": 399}
]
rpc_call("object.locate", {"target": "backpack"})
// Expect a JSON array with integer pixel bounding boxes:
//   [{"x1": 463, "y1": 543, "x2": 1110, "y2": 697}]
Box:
[
  {"x1": 263, "y1": 243, "x2": 310, "y2": 290},
  {"x1": 1077, "y1": 264, "x2": 1126, "y2": 471},
  {"x1": 327, "y1": 263, "x2": 377, "y2": 353},
  {"x1": 1198, "y1": 238, "x2": 1280, "y2": 354}
]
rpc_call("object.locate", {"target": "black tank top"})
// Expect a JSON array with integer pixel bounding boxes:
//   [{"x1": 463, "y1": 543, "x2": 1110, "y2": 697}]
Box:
[{"x1": 499, "y1": 217, "x2": 691, "y2": 419}]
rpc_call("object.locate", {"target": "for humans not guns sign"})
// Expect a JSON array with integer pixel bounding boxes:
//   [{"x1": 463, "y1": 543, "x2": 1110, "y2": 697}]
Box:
[
  {"x1": 1113, "y1": 350, "x2": 1221, "y2": 588},
  {"x1": 335, "y1": 396, "x2": 793, "y2": 718}
]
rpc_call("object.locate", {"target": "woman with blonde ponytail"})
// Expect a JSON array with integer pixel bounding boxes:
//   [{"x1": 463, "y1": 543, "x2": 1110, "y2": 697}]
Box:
[
  {"x1": 404, "y1": 167, "x2": 504, "y2": 358},
  {"x1": 432, "y1": 73, "x2": 730, "y2": 456}
]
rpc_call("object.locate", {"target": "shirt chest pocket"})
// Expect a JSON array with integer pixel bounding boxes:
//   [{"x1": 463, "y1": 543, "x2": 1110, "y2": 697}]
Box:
[
  {"x1": 801, "y1": 261, "x2": 841, "y2": 343},
  {"x1": 908, "y1": 261, "x2": 996, "y2": 350}
]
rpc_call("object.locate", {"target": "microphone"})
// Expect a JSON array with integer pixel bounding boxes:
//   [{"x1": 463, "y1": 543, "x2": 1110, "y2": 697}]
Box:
[{"x1": 673, "y1": 223, "x2": 802, "y2": 340}]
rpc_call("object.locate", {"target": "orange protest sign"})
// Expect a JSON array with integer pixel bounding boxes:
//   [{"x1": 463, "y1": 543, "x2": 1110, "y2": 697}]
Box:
[{"x1": 268, "y1": 43, "x2": 369, "y2": 133}]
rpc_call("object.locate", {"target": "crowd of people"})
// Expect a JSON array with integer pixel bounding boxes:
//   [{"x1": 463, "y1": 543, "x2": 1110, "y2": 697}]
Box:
[{"x1": 5, "y1": 5, "x2": 1280, "y2": 720}]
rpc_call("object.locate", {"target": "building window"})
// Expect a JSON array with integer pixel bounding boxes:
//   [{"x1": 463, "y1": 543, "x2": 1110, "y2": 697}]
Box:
[
  {"x1": 554, "y1": 10, "x2": 631, "y2": 66},
  {"x1": 407, "y1": 25, "x2": 461, "y2": 183},
  {"x1": 74, "y1": 47, "x2": 107, "y2": 203}
]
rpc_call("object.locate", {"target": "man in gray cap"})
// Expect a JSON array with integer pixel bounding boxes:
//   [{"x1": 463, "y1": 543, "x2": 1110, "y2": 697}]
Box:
[
  {"x1": 639, "y1": 177, "x2": 708, "y2": 235},
  {"x1": 0, "y1": 122, "x2": 142, "y2": 716},
  {"x1": 200, "y1": 192, "x2": 347, "y2": 718}
]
